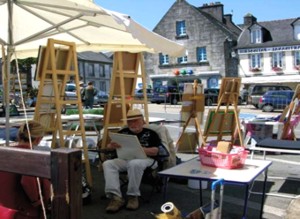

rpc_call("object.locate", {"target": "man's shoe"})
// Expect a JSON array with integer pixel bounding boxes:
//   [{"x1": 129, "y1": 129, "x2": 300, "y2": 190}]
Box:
[
  {"x1": 126, "y1": 196, "x2": 139, "y2": 210},
  {"x1": 105, "y1": 195, "x2": 125, "y2": 213}
]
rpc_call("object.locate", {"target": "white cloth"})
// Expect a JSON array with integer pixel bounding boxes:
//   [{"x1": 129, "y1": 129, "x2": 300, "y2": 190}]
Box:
[{"x1": 103, "y1": 158, "x2": 157, "y2": 197}]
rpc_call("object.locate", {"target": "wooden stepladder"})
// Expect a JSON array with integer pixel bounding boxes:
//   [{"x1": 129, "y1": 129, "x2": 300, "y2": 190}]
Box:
[
  {"x1": 100, "y1": 52, "x2": 149, "y2": 149},
  {"x1": 33, "y1": 39, "x2": 92, "y2": 186},
  {"x1": 176, "y1": 80, "x2": 206, "y2": 151},
  {"x1": 203, "y1": 78, "x2": 243, "y2": 146}
]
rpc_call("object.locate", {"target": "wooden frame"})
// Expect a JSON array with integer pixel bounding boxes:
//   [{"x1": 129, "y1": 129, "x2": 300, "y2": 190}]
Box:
[
  {"x1": 176, "y1": 80, "x2": 205, "y2": 151},
  {"x1": 204, "y1": 109, "x2": 237, "y2": 137},
  {"x1": 217, "y1": 77, "x2": 241, "y2": 104},
  {"x1": 101, "y1": 52, "x2": 149, "y2": 150},
  {"x1": 35, "y1": 46, "x2": 73, "y2": 81},
  {"x1": 0, "y1": 147, "x2": 82, "y2": 219},
  {"x1": 203, "y1": 77, "x2": 243, "y2": 145},
  {"x1": 34, "y1": 39, "x2": 92, "y2": 186}
]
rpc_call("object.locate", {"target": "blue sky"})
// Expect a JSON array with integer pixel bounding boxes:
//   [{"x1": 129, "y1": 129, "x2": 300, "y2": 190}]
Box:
[{"x1": 96, "y1": 0, "x2": 299, "y2": 30}]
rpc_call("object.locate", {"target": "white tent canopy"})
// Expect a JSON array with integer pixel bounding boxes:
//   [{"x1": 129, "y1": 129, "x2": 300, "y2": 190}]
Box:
[
  {"x1": 0, "y1": 0, "x2": 185, "y2": 58},
  {"x1": 0, "y1": 0, "x2": 185, "y2": 144}
]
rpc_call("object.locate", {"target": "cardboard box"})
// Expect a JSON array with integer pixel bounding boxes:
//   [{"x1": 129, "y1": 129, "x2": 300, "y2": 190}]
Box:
[{"x1": 216, "y1": 141, "x2": 232, "y2": 154}]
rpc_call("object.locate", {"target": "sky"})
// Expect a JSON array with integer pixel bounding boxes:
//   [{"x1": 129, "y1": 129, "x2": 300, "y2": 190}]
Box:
[{"x1": 96, "y1": 0, "x2": 299, "y2": 30}]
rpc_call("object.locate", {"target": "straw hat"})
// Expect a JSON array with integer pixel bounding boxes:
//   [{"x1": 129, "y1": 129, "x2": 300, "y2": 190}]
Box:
[{"x1": 124, "y1": 109, "x2": 144, "y2": 121}]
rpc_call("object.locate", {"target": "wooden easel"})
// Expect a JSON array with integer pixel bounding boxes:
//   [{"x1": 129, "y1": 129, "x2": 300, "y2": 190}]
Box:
[
  {"x1": 33, "y1": 39, "x2": 92, "y2": 186},
  {"x1": 100, "y1": 52, "x2": 149, "y2": 149},
  {"x1": 176, "y1": 80, "x2": 205, "y2": 152},
  {"x1": 203, "y1": 78, "x2": 243, "y2": 146}
]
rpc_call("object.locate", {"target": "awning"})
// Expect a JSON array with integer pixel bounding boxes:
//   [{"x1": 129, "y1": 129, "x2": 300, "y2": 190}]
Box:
[{"x1": 241, "y1": 75, "x2": 300, "y2": 84}]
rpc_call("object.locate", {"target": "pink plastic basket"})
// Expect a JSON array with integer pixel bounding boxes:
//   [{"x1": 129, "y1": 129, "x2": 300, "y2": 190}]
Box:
[{"x1": 198, "y1": 146, "x2": 248, "y2": 169}]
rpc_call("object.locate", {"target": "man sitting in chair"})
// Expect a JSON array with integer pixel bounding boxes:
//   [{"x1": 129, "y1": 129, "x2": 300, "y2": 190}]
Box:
[{"x1": 103, "y1": 109, "x2": 169, "y2": 213}]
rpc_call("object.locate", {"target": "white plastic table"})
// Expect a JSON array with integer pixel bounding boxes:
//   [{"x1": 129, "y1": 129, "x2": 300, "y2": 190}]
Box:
[{"x1": 158, "y1": 158, "x2": 272, "y2": 219}]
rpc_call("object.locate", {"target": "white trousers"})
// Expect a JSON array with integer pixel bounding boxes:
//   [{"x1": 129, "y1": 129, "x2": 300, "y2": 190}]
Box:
[{"x1": 103, "y1": 158, "x2": 157, "y2": 198}]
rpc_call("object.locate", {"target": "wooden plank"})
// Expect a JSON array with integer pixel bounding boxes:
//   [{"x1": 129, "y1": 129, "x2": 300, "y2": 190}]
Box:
[
  {"x1": 51, "y1": 148, "x2": 82, "y2": 219},
  {"x1": 0, "y1": 147, "x2": 51, "y2": 178}
]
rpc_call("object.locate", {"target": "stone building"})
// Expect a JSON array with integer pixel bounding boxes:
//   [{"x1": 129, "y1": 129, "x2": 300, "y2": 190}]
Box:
[
  {"x1": 236, "y1": 15, "x2": 300, "y2": 89},
  {"x1": 144, "y1": 0, "x2": 241, "y2": 89},
  {"x1": 77, "y1": 51, "x2": 113, "y2": 92}
]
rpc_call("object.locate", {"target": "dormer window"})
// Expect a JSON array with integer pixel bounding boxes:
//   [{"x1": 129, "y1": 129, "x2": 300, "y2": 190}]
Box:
[
  {"x1": 159, "y1": 53, "x2": 169, "y2": 65},
  {"x1": 293, "y1": 20, "x2": 300, "y2": 40},
  {"x1": 176, "y1": 20, "x2": 186, "y2": 37},
  {"x1": 251, "y1": 28, "x2": 262, "y2": 44}
]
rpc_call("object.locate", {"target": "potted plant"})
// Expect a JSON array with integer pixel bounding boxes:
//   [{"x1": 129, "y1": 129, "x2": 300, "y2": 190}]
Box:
[{"x1": 272, "y1": 66, "x2": 282, "y2": 71}]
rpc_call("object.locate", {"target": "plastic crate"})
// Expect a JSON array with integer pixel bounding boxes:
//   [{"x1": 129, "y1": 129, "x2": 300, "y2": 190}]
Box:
[{"x1": 198, "y1": 146, "x2": 248, "y2": 169}]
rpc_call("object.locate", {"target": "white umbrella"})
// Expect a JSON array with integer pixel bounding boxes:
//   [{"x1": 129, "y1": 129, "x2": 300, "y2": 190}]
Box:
[
  {"x1": 0, "y1": 0, "x2": 185, "y2": 58},
  {"x1": 0, "y1": 0, "x2": 185, "y2": 143},
  {"x1": 0, "y1": 0, "x2": 122, "y2": 143}
]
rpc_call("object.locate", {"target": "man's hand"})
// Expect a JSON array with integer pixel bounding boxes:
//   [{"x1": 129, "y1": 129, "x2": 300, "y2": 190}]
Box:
[
  {"x1": 107, "y1": 142, "x2": 121, "y2": 149},
  {"x1": 143, "y1": 147, "x2": 158, "y2": 156}
]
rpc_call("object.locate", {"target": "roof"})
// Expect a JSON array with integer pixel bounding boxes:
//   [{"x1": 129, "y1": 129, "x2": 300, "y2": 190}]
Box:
[
  {"x1": 194, "y1": 7, "x2": 241, "y2": 38},
  {"x1": 237, "y1": 18, "x2": 300, "y2": 49},
  {"x1": 77, "y1": 51, "x2": 113, "y2": 63}
]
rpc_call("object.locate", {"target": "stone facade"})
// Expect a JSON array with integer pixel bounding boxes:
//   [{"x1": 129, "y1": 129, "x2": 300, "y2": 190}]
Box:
[{"x1": 144, "y1": 0, "x2": 241, "y2": 89}]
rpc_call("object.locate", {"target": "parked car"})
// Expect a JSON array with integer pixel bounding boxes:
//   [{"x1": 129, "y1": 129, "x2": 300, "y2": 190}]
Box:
[
  {"x1": 65, "y1": 83, "x2": 77, "y2": 92},
  {"x1": 204, "y1": 88, "x2": 220, "y2": 106},
  {"x1": 151, "y1": 85, "x2": 183, "y2": 105},
  {"x1": 204, "y1": 88, "x2": 243, "y2": 106},
  {"x1": 248, "y1": 84, "x2": 292, "y2": 108},
  {"x1": 258, "y1": 90, "x2": 294, "y2": 112},
  {"x1": 134, "y1": 88, "x2": 153, "y2": 100},
  {"x1": 96, "y1": 90, "x2": 109, "y2": 106}
]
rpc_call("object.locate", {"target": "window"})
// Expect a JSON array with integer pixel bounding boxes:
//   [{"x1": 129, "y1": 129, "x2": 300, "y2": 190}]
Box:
[
  {"x1": 159, "y1": 53, "x2": 169, "y2": 65},
  {"x1": 177, "y1": 56, "x2": 188, "y2": 64},
  {"x1": 294, "y1": 51, "x2": 300, "y2": 66},
  {"x1": 250, "y1": 54, "x2": 262, "y2": 69},
  {"x1": 94, "y1": 64, "x2": 100, "y2": 77},
  {"x1": 250, "y1": 28, "x2": 262, "y2": 44},
  {"x1": 88, "y1": 63, "x2": 94, "y2": 76},
  {"x1": 99, "y1": 64, "x2": 105, "y2": 77},
  {"x1": 104, "y1": 64, "x2": 111, "y2": 78},
  {"x1": 293, "y1": 20, "x2": 300, "y2": 40},
  {"x1": 176, "y1": 20, "x2": 186, "y2": 36},
  {"x1": 197, "y1": 47, "x2": 207, "y2": 62},
  {"x1": 272, "y1": 52, "x2": 283, "y2": 68}
]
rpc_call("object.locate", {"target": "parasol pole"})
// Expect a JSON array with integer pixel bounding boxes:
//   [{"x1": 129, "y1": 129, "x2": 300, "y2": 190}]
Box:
[{"x1": 5, "y1": 0, "x2": 14, "y2": 145}]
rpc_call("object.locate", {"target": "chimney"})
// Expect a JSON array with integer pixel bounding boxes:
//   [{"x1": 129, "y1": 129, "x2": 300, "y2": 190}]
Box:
[
  {"x1": 223, "y1": 14, "x2": 232, "y2": 24},
  {"x1": 243, "y1": 13, "x2": 257, "y2": 26},
  {"x1": 200, "y1": 2, "x2": 224, "y2": 22}
]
